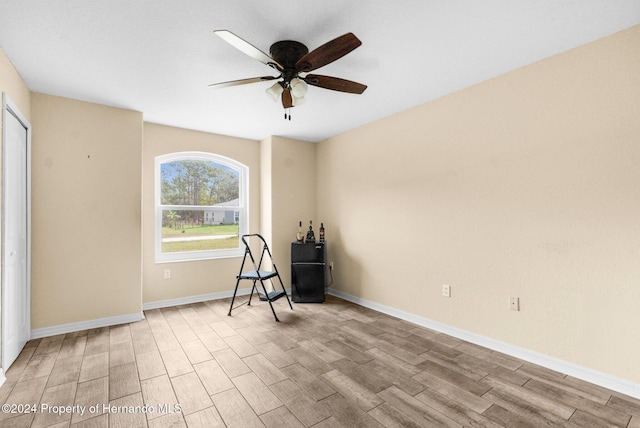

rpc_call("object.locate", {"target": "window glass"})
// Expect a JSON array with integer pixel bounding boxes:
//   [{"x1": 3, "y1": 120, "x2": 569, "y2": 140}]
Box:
[{"x1": 155, "y1": 153, "x2": 248, "y2": 262}]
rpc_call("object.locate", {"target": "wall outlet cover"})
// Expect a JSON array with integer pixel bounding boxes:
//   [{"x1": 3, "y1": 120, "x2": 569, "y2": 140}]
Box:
[{"x1": 443, "y1": 284, "x2": 451, "y2": 297}]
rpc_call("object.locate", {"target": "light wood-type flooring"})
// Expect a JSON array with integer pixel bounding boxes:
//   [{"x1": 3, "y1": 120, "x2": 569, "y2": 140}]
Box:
[{"x1": 1, "y1": 295, "x2": 639, "y2": 427}]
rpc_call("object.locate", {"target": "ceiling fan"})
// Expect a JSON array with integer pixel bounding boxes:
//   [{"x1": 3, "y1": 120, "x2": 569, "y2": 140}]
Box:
[{"x1": 209, "y1": 30, "x2": 367, "y2": 119}]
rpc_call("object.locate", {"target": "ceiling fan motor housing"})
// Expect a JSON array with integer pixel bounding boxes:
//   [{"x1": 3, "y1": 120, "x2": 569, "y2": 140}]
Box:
[{"x1": 269, "y1": 40, "x2": 309, "y2": 70}]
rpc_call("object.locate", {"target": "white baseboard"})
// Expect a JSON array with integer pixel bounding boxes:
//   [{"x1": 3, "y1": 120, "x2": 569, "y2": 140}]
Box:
[
  {"x1": 0, "y1": 370, "x2": 5, "y2": 389},
  {"x1": 143, "y1": 288, "x2": 252, "y2": 311},
  {"x1": 30, "y1": 312, "x2": 145, "y2": 339},
  {"x1": 29, "y1": 287, "x2": 281, "y2": 340},
  {"x1": 142, "y1": 287, "x2": 293, "y2": 311},
  {"x1": 327, "y1": 289, "x2": 640, "y2": 400}
]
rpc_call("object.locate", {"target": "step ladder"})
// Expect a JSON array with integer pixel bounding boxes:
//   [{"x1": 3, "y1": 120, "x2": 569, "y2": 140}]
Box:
[{"x1": 228, "y1": 234, "x2": 293, "y2": 322}]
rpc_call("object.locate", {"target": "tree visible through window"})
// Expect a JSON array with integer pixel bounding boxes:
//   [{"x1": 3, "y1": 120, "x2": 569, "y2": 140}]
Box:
[{"x1": 155, "y1": 152, "x2": 248, "y2": 262}]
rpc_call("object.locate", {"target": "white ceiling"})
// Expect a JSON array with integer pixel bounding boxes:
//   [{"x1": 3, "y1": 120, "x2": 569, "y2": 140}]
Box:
[{"x1": 1, "y1": 1, "x2": 639, "y2": 143}]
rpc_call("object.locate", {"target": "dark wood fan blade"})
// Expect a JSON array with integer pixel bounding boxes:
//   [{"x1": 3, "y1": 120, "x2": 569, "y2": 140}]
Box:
[
  {"x1": 303, "y1": 74, "x2": 367, "y2": 94},
  {"x1": 282, "y1": 89, "x2": 293, "y2": 108},
  {"x1": 208, "y1": 76, "x2": 280, "y2": 89},
  {"x1": 214, "y1": 30, "x2": 283, "y2": 71},
  {"x1": 295, "y1": 33, "x2": 362, "y2": 73}
]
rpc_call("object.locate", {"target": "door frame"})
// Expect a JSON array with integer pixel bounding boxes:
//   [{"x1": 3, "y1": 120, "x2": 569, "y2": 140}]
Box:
[{"x1": 1, "y1": 93, "x2": 32, "y2": 374}]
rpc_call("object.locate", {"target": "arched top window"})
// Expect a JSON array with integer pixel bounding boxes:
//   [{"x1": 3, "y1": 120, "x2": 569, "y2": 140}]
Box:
[{"x1": 155, "y1": 152, "x2": 248, "y2": 263}]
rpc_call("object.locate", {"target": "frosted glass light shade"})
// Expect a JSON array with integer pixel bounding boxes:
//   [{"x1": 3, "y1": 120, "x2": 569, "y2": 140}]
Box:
[
  {"x1": 265, "y1": 82, "x2": 283, "y2": 101},
  {"x1": 290, "y1": 78, "x2": 308, "y2": 97}
]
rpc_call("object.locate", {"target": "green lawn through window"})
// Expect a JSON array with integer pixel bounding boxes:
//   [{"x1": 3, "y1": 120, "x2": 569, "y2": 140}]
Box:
[{"x1": 162, "y1": 224, "x2": 239, "y2": 252}]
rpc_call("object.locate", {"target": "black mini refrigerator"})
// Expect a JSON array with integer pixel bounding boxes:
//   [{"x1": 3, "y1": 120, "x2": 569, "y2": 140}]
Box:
[{"x1": 291, "y1": 242, "x2": 326, "y2": 303}]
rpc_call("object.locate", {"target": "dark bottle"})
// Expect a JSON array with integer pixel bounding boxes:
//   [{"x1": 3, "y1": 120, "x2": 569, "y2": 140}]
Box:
[
  {"x1": 305, "y1": 220, "x2": 315, "y2": 243},
  {"x1": 319, "y1": 223, "x2": 325, "y2": 242}
]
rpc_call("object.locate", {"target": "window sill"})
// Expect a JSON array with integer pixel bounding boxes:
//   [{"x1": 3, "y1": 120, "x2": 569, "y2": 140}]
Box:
[{"x1": 155, "y1": 249, "x2": 245, "y2": 264}]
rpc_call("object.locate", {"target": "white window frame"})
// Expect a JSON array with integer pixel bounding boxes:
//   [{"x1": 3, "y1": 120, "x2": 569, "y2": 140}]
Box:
[{"x1": 155, "y1": 151, "x2": 248, "y2": 263}]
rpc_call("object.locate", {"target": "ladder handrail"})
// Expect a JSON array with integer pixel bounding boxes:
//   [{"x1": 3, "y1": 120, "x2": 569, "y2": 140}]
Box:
[{"x1": 240, "y1": 234, "x2": 276, "y2": 276}]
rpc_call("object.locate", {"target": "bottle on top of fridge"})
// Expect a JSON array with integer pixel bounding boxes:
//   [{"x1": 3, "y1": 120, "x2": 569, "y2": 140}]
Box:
[
  {"x1": 305, "y1": 220, "x2": 315, "y2": 243},
  {"x1": 296, "y1": 221, "x2": 304, "y2": 243}
]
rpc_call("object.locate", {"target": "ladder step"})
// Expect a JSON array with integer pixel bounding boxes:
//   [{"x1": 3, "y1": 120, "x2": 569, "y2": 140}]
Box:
[
  {"x1": 238, "y1": 270, "x2": 278, "y2": 280},
  {"x1": 259, "y1": 290, "x2": 286, "y2": 302}
]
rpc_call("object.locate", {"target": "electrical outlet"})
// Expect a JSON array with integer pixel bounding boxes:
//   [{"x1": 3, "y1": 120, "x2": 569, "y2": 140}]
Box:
[
  {"x1": 442, "y1": 284, "x2": 451, "y2": 297},
  {"x1": 330, "y1": 262, "x2": 334, "y2": 270},
  {"x1": 510, "y1": 296, "x2": 519, "y2": 311},
  {"x1": 164, "y1": 269, "x2": 171, "y2": 279}
]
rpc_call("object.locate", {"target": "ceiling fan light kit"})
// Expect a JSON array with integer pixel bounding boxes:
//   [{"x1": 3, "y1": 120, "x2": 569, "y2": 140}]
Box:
[
  {"x1": 290, "y1": 78, "x2": 308, "y2": 98},
  {"x1": 210, "y1": 30, "x2": 367, "y2": 119},
  {"x1": 265, "y1": 82, "x2": 284, "y2": 101}
]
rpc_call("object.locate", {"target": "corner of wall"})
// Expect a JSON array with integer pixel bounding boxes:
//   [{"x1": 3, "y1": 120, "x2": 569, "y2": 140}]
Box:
[
  {"x1": 0, "y1": 48, "x2": 31, "y2": 121},
  {"x1": 260, "y1": 136, "x2": 273, "y2": 246},
  {"x1": 261, "y1": 136, "x2": 317, "y2": 287}
]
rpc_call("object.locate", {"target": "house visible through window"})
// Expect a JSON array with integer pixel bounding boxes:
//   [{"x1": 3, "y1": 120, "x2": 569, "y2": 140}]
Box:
[{"x1": 155, "y1": 152, "x2": 248, "y2": 262}]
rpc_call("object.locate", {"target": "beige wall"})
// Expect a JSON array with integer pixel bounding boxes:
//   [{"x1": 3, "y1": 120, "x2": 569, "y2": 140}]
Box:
[
  {"x1": 316, "y1": 25, "x2": 640, "y2": 383},
  {"x1": 30, "y1": 93, "x2": 143, "y2": 328},
  {"x1": 260, "y1": 136, "x2": 274, "y2": 248},
  {"x1": 142, "y1": 123, "x2": 261, "y2": 304},
  {"x1": 0, "y1": 49, "x2": 31, "y2": 120},
  {"x1": 263, "y1": 136, "x2": 316, "y2": 287}
]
